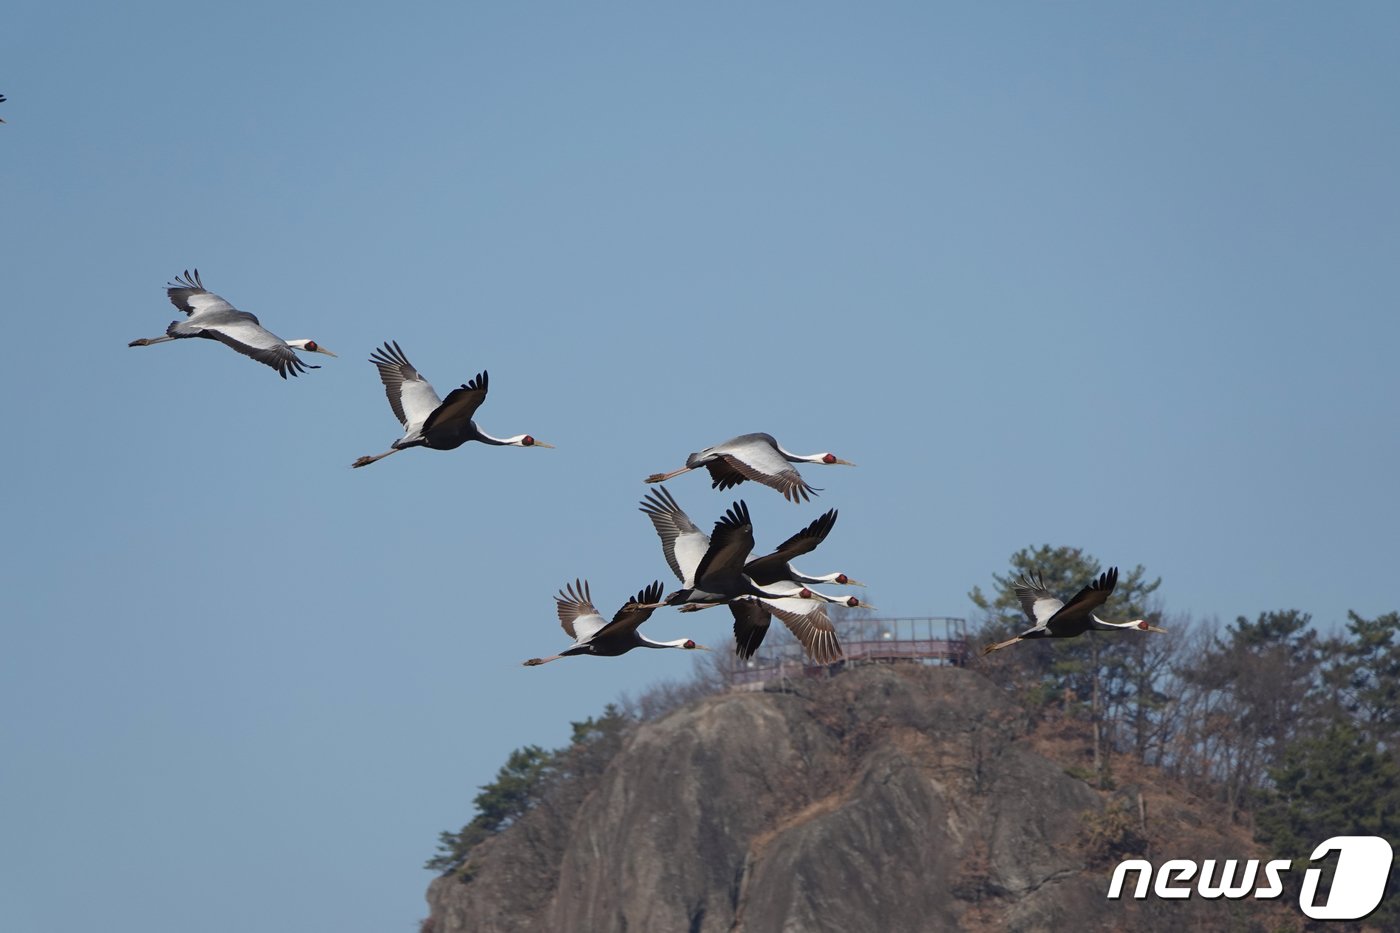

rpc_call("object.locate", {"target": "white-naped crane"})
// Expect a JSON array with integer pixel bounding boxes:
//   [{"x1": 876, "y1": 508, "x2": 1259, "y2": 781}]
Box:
[
  {"x1": 683, "y1": 582, "x2": 868, "y2": 610},
  {"x1": 128, "y1": 270, "x2": 336, "y2": 378},
  {"x1": 639, "y1": 487, "x2": 852, "y2": 661},
  {"x1": 637, "y1": 490, "x2": 792, "y2": 609},
  {"x1": 981, "y1": 566, "x2": 1167, "y2": 655},
  {"x1": 727, "y1": 579, "x2": 874, "y2": 611},
  {"x1": 728, "y1": 594, "x2": 844, "y2": 665},
  {"x1": 743, "y1": 508, "x2": 867, "y2": 591},
  {"x1": 640, "y1": 488, "x2": 870, "y2": 608},
  {"x1": 523, "y1": 580, "x2": 707, "y2": 666},
  {"x1": 0, "y1": 93, "x2": 6, "y2": 123},
  {"x1": 351, "y1": 341, "x2": 553, "y2": 468},
  {"x1": 644, "y1": 432, "x2": 854, "y2": 503}
]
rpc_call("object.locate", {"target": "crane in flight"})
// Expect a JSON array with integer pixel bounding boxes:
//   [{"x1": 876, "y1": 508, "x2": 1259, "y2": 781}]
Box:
[
  {"x1": 641, "y1": 488, "x2": 868, "y2": 604},
  {"x1": 981, "y1": 567, "x2": 1167, "y2": 655},
  {"x1": 351, "y1": 341, "x2": 553, "y2": 468},
  {"x1": 727, "y1": 595, "x2": 844, "y2": 665},
  {"x1": 742, "y1": 508, "x2": 866, "y2": 591},
  {"x1": 652, "y1": 498, "x2": 795, "y2": 609},
  {"x1": 644, "y1": 432, "x2": 853, "y2": 503},
  {"x1": 639, "y1": 487, "x2": 850, "y2": 661},
  {"x1": 523, "y1": 580, "x2": 706, "y2": 665},
  {"x1": 128, "y1": 270, "x2": 336, "y2": 378}
]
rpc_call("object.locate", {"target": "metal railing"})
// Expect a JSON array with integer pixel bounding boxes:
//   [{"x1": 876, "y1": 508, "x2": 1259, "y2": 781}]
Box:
[{"x1": 719, "y1": 615, "x2": 969, "y2": 689}]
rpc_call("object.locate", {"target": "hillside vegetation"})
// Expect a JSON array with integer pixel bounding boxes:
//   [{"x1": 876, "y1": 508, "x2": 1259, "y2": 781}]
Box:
[
  {"x1": 424, "y1": 665, "x2": 1304, "y2": 932},
  {"x1": 424, "y1": 546, "x2": 1400, "y2": 931}
]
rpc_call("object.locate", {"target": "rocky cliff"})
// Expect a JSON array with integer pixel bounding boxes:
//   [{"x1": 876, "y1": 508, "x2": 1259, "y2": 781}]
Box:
[{"x1": 426, "y1": 665, "x2": 1279, "y2": 932}]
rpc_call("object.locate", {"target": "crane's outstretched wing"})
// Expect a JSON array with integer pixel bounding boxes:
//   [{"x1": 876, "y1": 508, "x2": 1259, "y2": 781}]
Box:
[
  {"x1": 729, "y1": 598, "x2": 773, "y2": 660},
  {"x1": 200, "y1": 318, "x2": 313, "y2": 378},
  {"x1": 555, "y1": 579, "x2": 607, "y2": 641},
  {"x1": 707, "y1": 456, "x2": 817, "y2": 503},
  {"x1": 744, "y1": 509, "x2": 837, "y2": 582},
  {"x1": 692, "y1": 500, "x2": 757, "y2": 584},
  {"x1": 1047, "y1": 567, "x2": 1118, "y2": 633},
  {"x1": 593, "y1": 581, "x2": 665, "y2": 641},
  {"x1": 167, "y1": 269, "x2": 238, "y2": 317},
  {"x1": 1013, "y1": 573, "x2": 1063, "y2": 627},
  {"x1": 705, "y1": 437, "x2": 818, "y2": 503},
  {"x1": 763, "y1": 597, "x2": 843, "y2": 665},
  {"x1": 639, "y1": 486, "x2": 709, "y2": 585},
  {"x1": 369, "y1": 341, "x2": 443, "y2": 428},
  {"x1": 421, "y1": 371, "x2": 489, "y2": 437}
]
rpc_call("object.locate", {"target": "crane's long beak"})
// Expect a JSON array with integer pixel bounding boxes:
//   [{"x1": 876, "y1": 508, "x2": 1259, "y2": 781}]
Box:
[
  {"x1": 1146, "y1": 625, "x2": 1168, "y2": 634},
  {"x1": 833, "y1": 458, "x2": 856, "y2": 466},
  {"x1": 533, "y1": 440, "x2": 555, "y2": 448},
  {"x1": 314, "y1": 347, "x2": 338, "y2": 357},
  {"x1": 842, "y1": 577, "x2": 867, "y2": 587}
]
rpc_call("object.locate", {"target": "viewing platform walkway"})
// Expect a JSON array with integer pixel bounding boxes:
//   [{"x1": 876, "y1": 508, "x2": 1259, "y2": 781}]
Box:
[{"x1": 722, "y1": 615, "x2": 969, "y2": 690}]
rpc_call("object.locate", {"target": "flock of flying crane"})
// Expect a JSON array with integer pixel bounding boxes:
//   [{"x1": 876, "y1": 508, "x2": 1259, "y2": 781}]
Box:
[{"x1": 129, "y1": 270, "x2": 1167, "y2": 669}]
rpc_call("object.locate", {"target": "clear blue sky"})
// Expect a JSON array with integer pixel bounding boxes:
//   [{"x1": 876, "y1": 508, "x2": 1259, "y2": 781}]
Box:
[{"x1": 3, "y1": 3, "x2": 1397, "y2": 931}]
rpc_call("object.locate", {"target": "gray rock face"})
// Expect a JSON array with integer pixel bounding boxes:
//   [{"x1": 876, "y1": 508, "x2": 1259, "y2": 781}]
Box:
[
  {"x1": 426, "y1": 666, "x2": 1256, "y2": 932},
  {"x1": 545, "y1": 694, "x2": 839, "y2": 932}
]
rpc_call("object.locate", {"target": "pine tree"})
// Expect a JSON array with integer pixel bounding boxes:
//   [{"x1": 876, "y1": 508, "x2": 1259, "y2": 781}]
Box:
[
  {"x1": 1177, "y1": 610, "x2": 1324, "y2": 814},
  {"x1": 971, "y1": 544, "x2": 1162, "y2": 786},
  {"x1": 1256, "y1": 721, "x2": 1400, "y2": 929},
  {"x1": 1322, "y1": 610, "x2": 1400, "y2": 750},
  {"x1": 427, "y1": 706, "x2": 638, "y2": 876}
]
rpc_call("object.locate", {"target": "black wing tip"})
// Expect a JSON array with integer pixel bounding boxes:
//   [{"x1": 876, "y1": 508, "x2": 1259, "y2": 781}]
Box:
[
  {"x1": 371, "y1": 343, "x2": 423, "y2": 385},
  {"x1": 623, "y1": 580, "x2": 665, "y2": 609},
  {"x1": 805, "y1": 509, "x2": 838, "y2": 538},
  {"x1": 643, "y1": 485, "x2": 680, "y2": 509},
  {"x1": 557, "y1": 578, "x2": 591, "y2": 606},
  {"x1": 734, "y1": 632, "x2": 764, "y2": 661},
  {"x1": 781, "y1": 478, "x2": 822, "y2": 503},
  {"x1": 638, "y1": 486, "x2": 672, "y2": 515},
  {"x1": 722, "y1": 500, "x2": 751, "y2": 527},
  {"x1": 369, "y1": 340, "x2": 407, "y2": 365},
  {"x1": 167, "y1": 268, "x2": 203, "y2": 289}
]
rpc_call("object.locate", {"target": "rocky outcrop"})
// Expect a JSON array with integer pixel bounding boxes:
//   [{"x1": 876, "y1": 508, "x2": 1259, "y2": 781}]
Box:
[{"x1": 426, "y1": 665, "x2": 1272, "y2": 932}]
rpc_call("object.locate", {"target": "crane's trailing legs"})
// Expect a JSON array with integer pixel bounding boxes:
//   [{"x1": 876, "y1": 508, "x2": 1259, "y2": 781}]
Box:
[
  {"x1": 352, "y1": 449, "x2": 403, "y2": 469},
  {"x1": 128, "y1": 336, "x2": 176, "y2": 347},
  {"x1": 644, "y1": 465, "x2": 694, "y2": 484},
  {"x1": 981, "y1": 635, "x2": 1024, "y2": 655}
]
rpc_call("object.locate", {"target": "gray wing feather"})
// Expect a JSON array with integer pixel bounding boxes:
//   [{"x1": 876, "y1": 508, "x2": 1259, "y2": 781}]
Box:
[
  {"x1": 369, "y1": 341, "x2": 442, "y2": 429},
  {"x1": 554, "y1": 579, "x2": 600, "y2": 640},
  {"x1": 1013, "y1": 573, "x2": 1064, "y2": 627},
  {"x1": 639, "y1": 487, "x2": 708, "y2": 584},
  {"x1": 762, "y1": 597, "x2": 843, "y2": 665}
]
